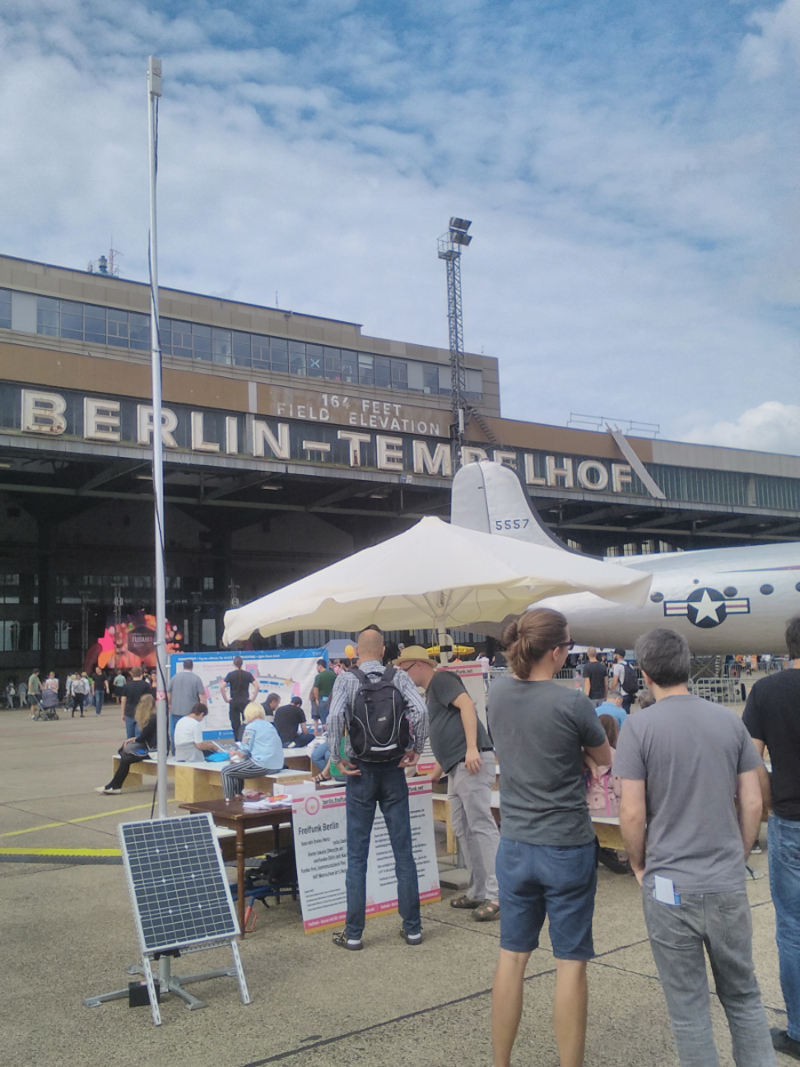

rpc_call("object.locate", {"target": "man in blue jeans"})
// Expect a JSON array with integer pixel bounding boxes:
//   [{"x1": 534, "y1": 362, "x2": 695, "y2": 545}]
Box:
[
  {"x1": 617, "y1": 628, "x2": 774, "y2": 1067},
  {"x1": 743, "y1": 615, "x2": 800, "y2": 1061},
  {"x1": 327, "y1": 626, "x2": 428, "y2": 951}
]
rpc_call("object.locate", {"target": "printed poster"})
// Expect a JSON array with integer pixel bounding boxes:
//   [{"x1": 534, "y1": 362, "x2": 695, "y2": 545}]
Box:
[
  {"x1": 291, "y1": 778, "x2": 441, "y2": 933},
  {"x1": 169, "y1": 648, "x2": 323, "y2": 737}
]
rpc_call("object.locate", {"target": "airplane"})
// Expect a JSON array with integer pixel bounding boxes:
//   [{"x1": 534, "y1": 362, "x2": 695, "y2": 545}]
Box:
[{"x1": 450, "y1": 460, "x2": 800, "y2": 654}]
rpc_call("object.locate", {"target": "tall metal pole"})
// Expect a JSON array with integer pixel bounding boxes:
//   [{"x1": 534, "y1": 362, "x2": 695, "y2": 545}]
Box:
[
  {"x1": 438, "y1": 217, "x2": 472, "y2": 470},
  {"x1": 146, "y1": 57, "x2": 168, "y2": 822}
]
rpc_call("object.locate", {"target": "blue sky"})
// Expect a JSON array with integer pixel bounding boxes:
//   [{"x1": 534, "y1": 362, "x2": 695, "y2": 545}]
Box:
[{"x1": 2, "y1": 0, "x2": 799, "y2": 452}]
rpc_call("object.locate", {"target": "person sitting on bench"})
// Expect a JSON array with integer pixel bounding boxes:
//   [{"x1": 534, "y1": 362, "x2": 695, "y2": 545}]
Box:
[
  {"x1": 95, "y1": 694, "x2": 157, "y2": 795},
  {"x1": 221, "y1": 701, "x2": 284, "y2": 800}
]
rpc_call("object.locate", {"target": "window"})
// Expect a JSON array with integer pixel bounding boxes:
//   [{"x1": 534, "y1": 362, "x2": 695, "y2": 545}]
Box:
[
  {"x1": 422, "y1": 364, "x2": 439, "y2": 394},
  {"x1": 289, "y1": 341, "x2": 305, "y2": 376},
  {"x1": 170, "y1": 320, "x2": 193, "y2": 359},
  {"x1": 306, "y1": 344, "x2": 323, "y2": 377},
  {"x1": 406, "y1": 361, "x2": 425, "y2": 392},
  {"x1": 0, "y1": 288, "x2": 10, "y2": 329},
  {"x1": 270, "y1": 338, "x2": 288, "y2": 373},
  {"x1": 251, "y1": 334, "x2": 270, "y2": 368},
  {"x1": 391, "y1": 359, "x2": 408, "y2": 390},
  {"x1": 192, "y1": 323, "x2": 211, "y2": 361},
  {"x1": 37, "y1": 296, "x2": 59, "y2": 336},
  {"x1": 85, "y1": 304, "x2": 108, "y2": 344},
  {"x1": 158, "y1": 317, "x2": 172, "y2": 353},
  {"x1": 212, "y1": 328, "x2": 231, "y2": 365},
  {"x1": 341, "y1": 350, "x2": 357, "y2": 383},
  {"x1": 373, "y1": 356, "x2": 391, "y2": 388},
  {"x1": 324, "y1": 346, "x2": 341, "y2": 380},
  {"x1": 107, "y1": 308, "x2": 129, "y2": 347},
  {"x1": 232, "y1": 331, "x2": 252, "y2": 367},
  {"x1": 60, "y1": 300, "x2": 84, "y2": 340},
  {"x1": 129, "y1": 312, "x2": 149, "y2": 351},
  {"x1": 358, "y1": 352, "x2": 374, "y2": 385}
]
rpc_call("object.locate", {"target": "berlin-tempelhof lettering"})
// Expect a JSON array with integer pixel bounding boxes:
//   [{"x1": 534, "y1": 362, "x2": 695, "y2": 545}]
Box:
[{"x1": 9, "y1": 387, "x2": 636, "y2": 494}]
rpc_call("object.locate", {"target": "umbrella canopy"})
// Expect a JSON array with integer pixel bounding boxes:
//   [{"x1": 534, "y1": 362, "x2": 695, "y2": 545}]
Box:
[{"x1": 222, "y1": 516, "x2": 651, "y2": 646}]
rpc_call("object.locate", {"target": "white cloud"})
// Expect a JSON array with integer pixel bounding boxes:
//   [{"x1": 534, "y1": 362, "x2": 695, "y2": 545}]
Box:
[
  {"x1": 741, "y1": 0, "x2": 800, "y2": 79},
  {"x1": 0, "y1": 0, "x2": 798, "y2": 454},
  {"x1": 683, "y1": 402, "x2": 800, "y2": 455}
]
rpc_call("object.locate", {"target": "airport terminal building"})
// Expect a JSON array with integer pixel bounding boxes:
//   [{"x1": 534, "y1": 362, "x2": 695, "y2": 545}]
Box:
[{"x1": 1, "y1": 252, "x2": 799, "y2": 675}]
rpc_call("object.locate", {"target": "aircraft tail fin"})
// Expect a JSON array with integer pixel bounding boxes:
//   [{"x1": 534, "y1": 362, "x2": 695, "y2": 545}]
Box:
[{"x1": 450, "y1": 460, "x2": 570, "y2": 551}]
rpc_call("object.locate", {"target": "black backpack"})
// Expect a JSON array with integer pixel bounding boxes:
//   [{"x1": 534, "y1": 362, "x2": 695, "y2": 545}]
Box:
[
  {"x1": 345, "y1": 666, "x2": 411, "y2": 763},
  {"x1": 621, "y1": 662, "x2": 638, "y2": 696}
]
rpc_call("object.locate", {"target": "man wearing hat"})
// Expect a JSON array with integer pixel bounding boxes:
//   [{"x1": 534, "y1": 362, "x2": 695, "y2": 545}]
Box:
[{"x1": 396, "y1": 646, "x2": 500, "y2": 921}]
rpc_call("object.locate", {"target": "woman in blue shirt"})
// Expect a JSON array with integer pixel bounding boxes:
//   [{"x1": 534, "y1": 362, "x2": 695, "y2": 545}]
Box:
[{"x1": 221, "y1": 702, "x2": 284, "y2": 799}]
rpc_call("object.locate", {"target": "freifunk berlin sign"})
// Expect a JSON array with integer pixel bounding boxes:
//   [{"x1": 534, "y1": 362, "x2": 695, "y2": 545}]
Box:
[{"x1": 6, "y1": 386, "x2": 638, "y2": 495}]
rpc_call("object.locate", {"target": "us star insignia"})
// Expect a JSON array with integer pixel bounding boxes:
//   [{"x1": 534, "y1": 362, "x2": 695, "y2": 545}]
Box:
[{"x1": 663, "y1": 587, "x2": 750, "y2": 628}]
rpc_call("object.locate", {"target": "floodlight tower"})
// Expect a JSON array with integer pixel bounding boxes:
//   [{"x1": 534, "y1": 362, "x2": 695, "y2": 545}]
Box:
[{"x1": 438, "y1": 217, "x2": 472, "y2": 466}]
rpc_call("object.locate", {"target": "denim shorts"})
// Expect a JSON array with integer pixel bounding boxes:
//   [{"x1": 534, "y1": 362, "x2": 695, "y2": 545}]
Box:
[{"x1": 496, "y1": 836, "x2": 598, "y2": 959}]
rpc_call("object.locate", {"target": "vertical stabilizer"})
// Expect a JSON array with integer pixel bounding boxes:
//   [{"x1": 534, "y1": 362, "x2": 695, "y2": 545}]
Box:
[{"x1": 451, "y1": 461, "x2": 569, "y2": 550}]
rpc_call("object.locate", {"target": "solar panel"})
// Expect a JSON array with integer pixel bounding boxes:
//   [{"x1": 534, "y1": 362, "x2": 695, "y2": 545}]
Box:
[{"x1": 119, "y1": 813, "x2": 239, "y2": 954}]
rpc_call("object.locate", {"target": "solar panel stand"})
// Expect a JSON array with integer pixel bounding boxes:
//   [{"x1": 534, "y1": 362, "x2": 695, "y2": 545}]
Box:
[{"x1": 84, "y1": 813, "x2": 250, "y2": 1026}]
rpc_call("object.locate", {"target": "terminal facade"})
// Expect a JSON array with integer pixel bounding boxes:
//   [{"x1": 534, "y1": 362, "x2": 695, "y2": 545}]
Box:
[{"x1": 1, "y1": 253, "x2": 799, "y2": 676}]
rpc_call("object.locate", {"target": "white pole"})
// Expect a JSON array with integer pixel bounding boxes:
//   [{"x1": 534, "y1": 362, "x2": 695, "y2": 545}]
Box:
[{"x1": 146, "y1": 56, "x2": 168, "y2": 821}]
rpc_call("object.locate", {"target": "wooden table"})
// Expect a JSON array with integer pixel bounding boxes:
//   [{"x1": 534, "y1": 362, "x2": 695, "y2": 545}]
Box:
[{"x1": 180, "y1": 798, "x2": 293, "y2": 936}]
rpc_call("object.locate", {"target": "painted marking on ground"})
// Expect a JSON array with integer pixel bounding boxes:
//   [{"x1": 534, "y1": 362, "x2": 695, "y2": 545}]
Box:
[
  {"x1": 0, "y1": 801, "x2": 159, "y2": 838},
  {"x1": 0, "y1": 846, "x2": 121, "y2": 856}
]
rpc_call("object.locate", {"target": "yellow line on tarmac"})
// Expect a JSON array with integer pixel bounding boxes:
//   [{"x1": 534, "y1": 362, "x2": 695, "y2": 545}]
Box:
[
  {"x1": 0, "y1": 846, "x2": 121, "y2": 857},
  {"x1": 0, "y1": 801, "x2": 159, "y2": 838}
]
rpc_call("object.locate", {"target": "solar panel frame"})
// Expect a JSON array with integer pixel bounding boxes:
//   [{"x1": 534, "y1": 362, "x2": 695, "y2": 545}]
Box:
[{"x1": 119, "y1": 813, "x2": 239, "y2": 954}]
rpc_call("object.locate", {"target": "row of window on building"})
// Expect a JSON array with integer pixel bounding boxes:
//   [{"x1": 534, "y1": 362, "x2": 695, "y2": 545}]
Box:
[{"x1": 0, "y1": 288, "x2": 482, "y2": 399}]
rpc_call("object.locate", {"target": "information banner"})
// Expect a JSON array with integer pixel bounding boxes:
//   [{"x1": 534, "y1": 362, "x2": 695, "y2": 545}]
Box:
[
  {"x1": 169, "y1": 649, "x2": 323, "y2": 737},
  {"x1": 292, "y1": 778, "x2": 441, "y2": 933}
]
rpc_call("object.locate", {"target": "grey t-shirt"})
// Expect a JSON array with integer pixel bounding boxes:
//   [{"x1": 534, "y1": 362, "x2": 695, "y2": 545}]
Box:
[
  {"x1": 427, "y1": 669, "x2": 492, "y2": 775},
  {"x1": 167, "y1": 670, "x2": 205, "y2": 717},
  {"x1": 614, "y1": 693, "x2": 761, "y2": 893},
  {"x1": 488, "y1": 676, "x2": 605, "y2": 846}
]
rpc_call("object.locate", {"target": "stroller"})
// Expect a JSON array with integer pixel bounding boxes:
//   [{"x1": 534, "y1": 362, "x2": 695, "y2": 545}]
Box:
[{"x1": 32, "y1": 689, "x2": 60, "y2": 721}]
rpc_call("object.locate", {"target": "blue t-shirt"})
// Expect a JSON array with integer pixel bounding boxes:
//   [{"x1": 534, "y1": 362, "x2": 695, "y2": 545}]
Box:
[
  {"x1": 240, "y1": 718, "x2": 283, "y2": 770},
  {"x1": 594, "y1": 700, "x2": 626, "y2": 729}
]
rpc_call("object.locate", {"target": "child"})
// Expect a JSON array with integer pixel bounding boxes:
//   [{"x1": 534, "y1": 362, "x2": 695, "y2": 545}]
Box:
[{"x1": 585, "y1": 713, "x2": 629, "y2": 874}]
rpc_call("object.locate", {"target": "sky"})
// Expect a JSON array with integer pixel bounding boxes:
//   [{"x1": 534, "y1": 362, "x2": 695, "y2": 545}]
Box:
[{"x1": 1, "y1": 0, "x2": 799, "y2": 454}]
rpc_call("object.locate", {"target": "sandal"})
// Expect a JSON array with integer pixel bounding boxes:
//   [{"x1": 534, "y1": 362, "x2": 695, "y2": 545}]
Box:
[
  {"x1": 450, "y1": 894, "x2": 480, "y2": 910},
  {"x1": 314, "y1": 772, "x2": 331, "y2": 784},
  {"x1": 473, "y1": 900, "x2": 500, "y2": 922}
]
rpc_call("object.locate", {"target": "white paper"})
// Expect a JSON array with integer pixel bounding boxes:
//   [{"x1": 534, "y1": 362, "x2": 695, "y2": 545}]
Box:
[{"x1": 654, "y1": 874, "x2": 677, "y2": 904}]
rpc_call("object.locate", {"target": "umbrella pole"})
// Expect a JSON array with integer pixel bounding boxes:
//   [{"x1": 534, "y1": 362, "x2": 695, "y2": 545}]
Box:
[{"x1": 437, "y1": 625, "x2": 449, "y2": 664}]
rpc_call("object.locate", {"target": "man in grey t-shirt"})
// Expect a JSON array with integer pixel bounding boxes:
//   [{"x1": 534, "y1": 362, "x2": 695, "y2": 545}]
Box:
[
  {"x1": 167, "y1": 660, "x2": 206, "y2": 754},
  {"x1": 616, "y1": 628, "x2": 774, "y2": 1067},
  {"x1": 396, "y1": 647, "x2": 500, "y2": 920}
]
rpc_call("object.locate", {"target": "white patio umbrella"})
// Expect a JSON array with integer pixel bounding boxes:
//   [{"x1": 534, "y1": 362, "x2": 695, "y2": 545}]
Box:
[{"x1": 222, "y1": 516, "x2": 651, "y2": 647}]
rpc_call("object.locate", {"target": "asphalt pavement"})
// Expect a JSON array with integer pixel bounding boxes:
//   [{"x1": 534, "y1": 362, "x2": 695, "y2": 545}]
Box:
[{"x1": 0, "y1": 694, "x2": 787, "y2": 1067}]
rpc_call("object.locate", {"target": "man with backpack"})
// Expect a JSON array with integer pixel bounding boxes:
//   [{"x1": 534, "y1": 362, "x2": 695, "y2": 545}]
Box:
[
  {"x1": 610, "y1": 648, "x2": 638, "y2": 713},
  {"x1": 327, "y1": 626, "x2": 428, "y2": 951}
]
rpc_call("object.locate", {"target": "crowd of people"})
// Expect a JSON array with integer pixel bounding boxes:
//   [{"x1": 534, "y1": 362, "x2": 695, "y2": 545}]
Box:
[
  {"x1": 319, "y1": 618, "x2": 795, "y2": 1067},
  {"x1": 14, "y1": 665, "x2": 158, "y2": 719},
  {"x1": 10, "y1": 614, "x2": 798, "y2": 1067}
]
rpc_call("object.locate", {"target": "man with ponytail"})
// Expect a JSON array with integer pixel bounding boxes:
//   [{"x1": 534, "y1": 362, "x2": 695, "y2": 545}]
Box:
[{"x1": 488, "y1": 608, "x2": 611, "y2": 1067}]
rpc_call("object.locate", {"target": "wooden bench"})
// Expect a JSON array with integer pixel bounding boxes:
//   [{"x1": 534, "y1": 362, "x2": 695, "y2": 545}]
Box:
[
  {"x1": 431, "y1": 792, "x2": 625, "y2": 855},
  {"x1": 111, "y1": 756, "x2": 312, "y2": 802}
]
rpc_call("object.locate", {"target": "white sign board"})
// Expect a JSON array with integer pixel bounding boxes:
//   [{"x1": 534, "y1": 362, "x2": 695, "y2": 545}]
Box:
[{"x1": 291, "y1": 778, "x2": 441, "y2": 933}]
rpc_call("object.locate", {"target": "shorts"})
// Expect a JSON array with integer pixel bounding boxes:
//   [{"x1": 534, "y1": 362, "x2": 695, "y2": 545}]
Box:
[{"x1": 496, "y1": 836, "x2": 597, "y2": 959}]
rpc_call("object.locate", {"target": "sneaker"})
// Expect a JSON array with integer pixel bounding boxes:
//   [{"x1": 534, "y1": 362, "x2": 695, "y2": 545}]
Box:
[
  {"x1": 332, "y1": 930, "x2": 362, "y2": 951},
  {"x1": 750, "y1": 841, "x2": 763, "y2": 855},
  {"x1": 771, "y1": 1029, "x2": 800, "y2": 1061},
  {"x1": 401, "y1": 928, "x2": 423, "y2": 946},
  {"x1": 94, "y1": 786, "x2": 120, "y2": 795}
]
